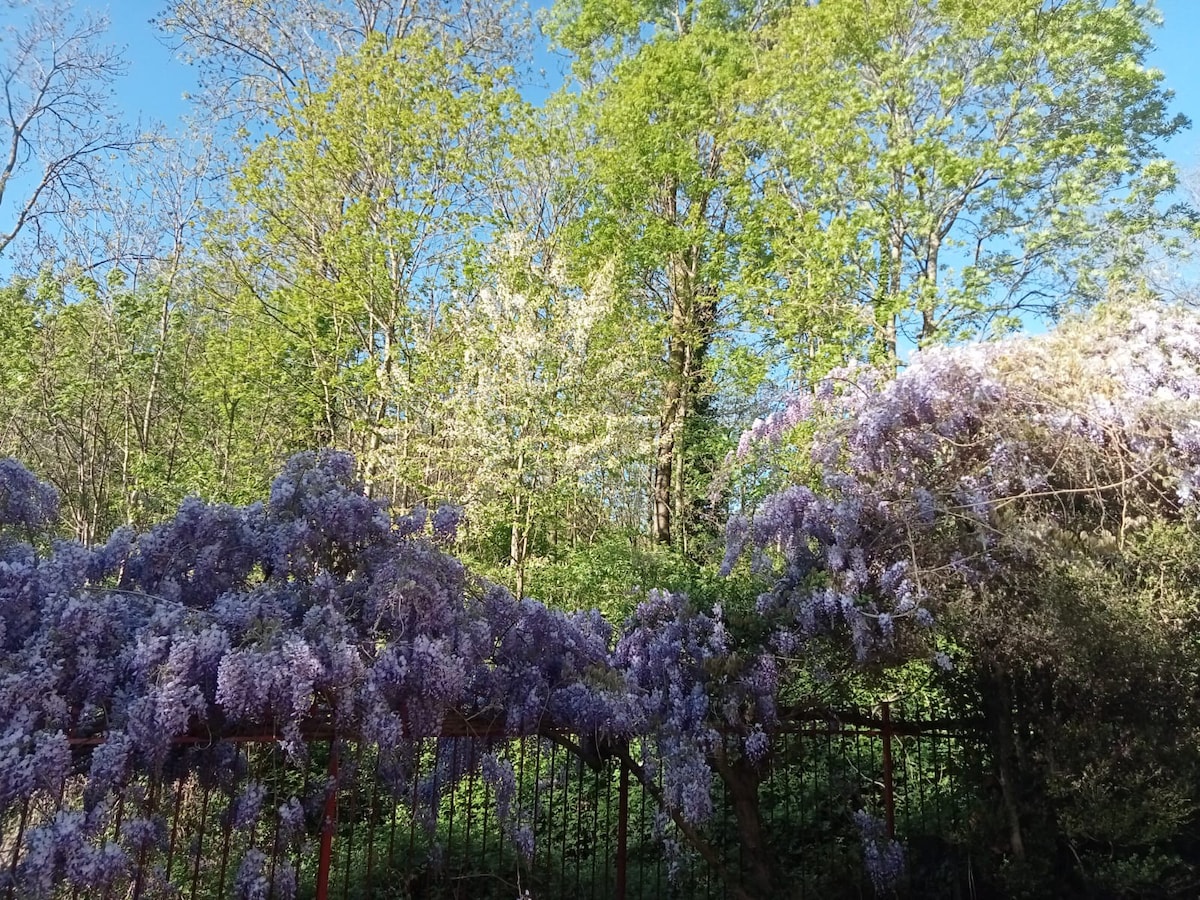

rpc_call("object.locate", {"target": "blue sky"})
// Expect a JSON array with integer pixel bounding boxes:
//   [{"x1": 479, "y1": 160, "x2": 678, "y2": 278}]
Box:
[
  {"x1": 1146, "y1": 0, "x2": 1200, "y2": 172},
  {"x1": 69, "y1": 0, "x2": 1200, "y2": 179}
]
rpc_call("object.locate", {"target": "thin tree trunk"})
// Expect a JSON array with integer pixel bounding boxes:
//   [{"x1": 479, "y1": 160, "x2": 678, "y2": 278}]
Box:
[
  {"x1": 653, "y1": 298, "x2": 687, "y2": 545},
  {"x1": 511, "y1": 447, "x2": 527, "y2": 598},
  {"x1": 713, "y1": 751, "x2": 776, "y2": 898},
  {"x1": 982, "y1": 664, "x2": 1026, "y2": 861},
  {"x1": 920, "y1": 231, "x2": 941, "y2": 343}
]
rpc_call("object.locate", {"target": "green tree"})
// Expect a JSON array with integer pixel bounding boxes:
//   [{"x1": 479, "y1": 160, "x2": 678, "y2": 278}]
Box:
[
  {"x1": 443, "y1": 232, "x2": 658, "y2": 597},
  {"x1": 742, "y1": 0, "x2": 1195, "y2": 369},
  {"x1": 0, "y1": 272, "x2": 187, "y2": 541},
  {"x1": 159, "y1": 0, "x2": 528, "y2": 126},
  {"x1": 211, "y1": 31, "x2": 518, "y2": 490},
  {"x1": 549, "y1": 0, "x2": 759, "y2": 550}
]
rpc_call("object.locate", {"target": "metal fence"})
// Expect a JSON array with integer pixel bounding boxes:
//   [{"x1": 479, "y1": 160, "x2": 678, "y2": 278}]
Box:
[{"x1": 1, "y1": 698, "x2": 978, "y2": 899}]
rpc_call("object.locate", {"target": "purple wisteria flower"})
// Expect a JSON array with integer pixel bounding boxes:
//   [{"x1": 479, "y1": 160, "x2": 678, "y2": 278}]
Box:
[{"x1": 854, "y1": 809, "x2": 905, "y2": 892}]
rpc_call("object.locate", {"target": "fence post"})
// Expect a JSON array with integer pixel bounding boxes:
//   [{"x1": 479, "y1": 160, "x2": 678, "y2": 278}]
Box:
[
  {"x1": 316, "y1": 738, "x2": 340, "y2": 900},
  {"x1": 881, "y1": 701, "x2": 896, "y2": 839},
  {"x1": 616, "y1": 758, "x2": 629, "y2": 900}
]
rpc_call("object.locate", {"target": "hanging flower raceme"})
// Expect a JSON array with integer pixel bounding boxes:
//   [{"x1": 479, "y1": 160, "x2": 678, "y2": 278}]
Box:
[
  {"x1": 728, "y1": 302, "x2": 1200, "y2": 668},
  {"x1": 0, "y1": 449, "x2": 621, "y2": 896}
]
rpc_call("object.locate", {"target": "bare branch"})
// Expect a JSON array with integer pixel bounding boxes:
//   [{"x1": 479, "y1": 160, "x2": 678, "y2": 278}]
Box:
[
  {"x1": 0, "y1": 2, "x2": 143, "y2": 260},
  {"x1": 156, "y1": 0, "x2": 530, "y2": 129}
]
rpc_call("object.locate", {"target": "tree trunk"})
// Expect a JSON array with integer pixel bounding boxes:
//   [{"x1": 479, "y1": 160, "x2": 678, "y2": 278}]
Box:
[
  {"x1": 653, "y1": 249, "x2": 717, "y2": 545},
  {"x1": 981, "y1": 664, "x2": 1025, "y2": 861},
  {"x1": 652, "y1": 286, "x2": 688, "y2": 545},
  {"x1": 882, "y1": 224, "x2": 903, "y2": 365},
  {"x1": 920, "y1": 231, "x2": 941, "y2": 344},
  {"x1": 511, "y1": 448, "x2": 528, "y2": 598},
  {"x1": 713, "y1": 751, "x2": 776, "y2": 898}
]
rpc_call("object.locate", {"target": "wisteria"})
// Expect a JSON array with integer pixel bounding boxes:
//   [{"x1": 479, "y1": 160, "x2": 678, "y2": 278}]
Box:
[
  {"x1": 0, "y1": 457, "x2": 60, "y2": 533},
  {"x1": 854, "y1": 809, "x2": 906, "y2": 892},
  {"x1": 5, "y1": 302, "x2": 1200, "y2": 896},
  {"x1": 723, "y1": 302, "x2": 1200, "y2": 667},
  {"x1": 0, "y1": 450, "x2": 618, "y2": 896},
  {"x1": 606, "y1": 301, "x2": 1200, "y2": 885}
]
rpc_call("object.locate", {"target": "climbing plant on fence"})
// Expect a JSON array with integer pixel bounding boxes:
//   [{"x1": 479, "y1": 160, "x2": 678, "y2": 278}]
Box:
[
  {"x1": 1, "y1": 700, "x2": 974, "y2": 899},
  {"x1": 7, "y1": 302, "x2": 1200, "y2": 897}
]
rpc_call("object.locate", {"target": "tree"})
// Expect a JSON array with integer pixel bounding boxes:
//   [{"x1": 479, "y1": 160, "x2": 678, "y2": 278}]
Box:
[
  {"x1": 721, "y1": 299, "x2": 1200, "y2": 892},
  {"x1": 0, "y1": 130, "x2": 240, "y2": 540},
  {"x1": 7, "y1": 301, "x2": 1200, "y2": 898},
  {"x1": 0, "y1": 268, "x2": 207, "y2": 543},
  {"x1": 742, "y1": 0, "x2": 1196, "y2": 368},
  {"x1": 158, "y1": 0, "x2": 529, "y2": 128},
  {"x1": 0, "y1": 2, "x2": 140, "y2": 261},
  {"x1": 442, "y1": 229, "x2": 657, "y2": 598},
  {"x1": 549, "y1": 0, "x2": 757, "y2": 549},
  {"x1": 208, "y1": 31, "x2": 517, "y2": 486}
]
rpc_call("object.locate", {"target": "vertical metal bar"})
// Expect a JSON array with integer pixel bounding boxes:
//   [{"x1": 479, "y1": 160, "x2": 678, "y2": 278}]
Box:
[
  {"x1": 479, "y1": 749, "x2": 491, "y2": 877},
  {"x1": 574, "y1": 752, "x2": 584, "y2": 900},
  {"x1": 795, "y1": 732, "x2": 806, "y2": 900},
  {"x1": 131, "y1": 779, "x2": 158, "y2": 900},
  {"x1": 569, "y1": 749, "x2": 579, "y2": 898},
  {"x1": 616, "y1": 759, "x2": 629, "y2": 900},
  {"x1": 930, "y1": 711, "x2": 944, "y2": 833},
  {"x1": 915, "y1": 709, "x2": 927, "y2": 835},
  {"x1": 515, "y1": 736, "x2": 530, "y2": 866},
  {"x1": 649, "y1": 759, "x2": 662, "y2": 896},
  {"x1": 528, "y1": 736, "x2": 540, "y2": 861},
  {"x1": 364, "y1": 746, "x2": 379, "y2": 898},
  {"x1": 529, "y1": 736, "x2": 543, "y2": 869},
  {"x1": 315, "y1": 739, "x2": 340, "y2": 900},
  {"x1": 216, "y1": 781, "x2": 235, "y2": 897},
  {"x1": 881, "y1": 702, "x2": 895, "y2": 839},
  {"x1": 602, "y1": 758, "x2": 613, "y2": 899},
  {"x1": 386, "y1": 760, "x2": 399, "y2": 872},
  {"x1": 188, "y1": 786, "x2": 210, "y2": 900},
  {"x1": 465, "y1": 742, "x2": 478, "y2": 867},
  {"x1": 164, "y1": 777, "x2": 185, "y2": 885},
  {"x1": 545, "y1": 739, "x2": 558, "y2": 889},
  {"x1": 589, "y1": 763, "x2": 601, "y2": 900},
  {"x1": 295, "y1": 744, "x2": 315, "y2": 888},
  {"x1": 267, "y1": 747, "x2": 282, "y2": 899},
  {"x1": 341, "y1": 741, "x2": 359, "y2": 900},
  {"x1": 215, "y1": 805, "x2": 233, "y2": 896},
  {"x1": 726, "y1": 738, "x2": 736, "y2": 898},
  {"x1": 445, "y1": 737, "x2": 459, "y2": 875},
  {"x1": 406, "y1": 741, "x2": 420, "y2": 870}
]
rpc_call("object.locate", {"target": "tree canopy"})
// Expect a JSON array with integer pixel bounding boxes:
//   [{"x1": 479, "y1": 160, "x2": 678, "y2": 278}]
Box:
[{"x1": 1, "y1": 0, "x2": 1200, "y2": 894}]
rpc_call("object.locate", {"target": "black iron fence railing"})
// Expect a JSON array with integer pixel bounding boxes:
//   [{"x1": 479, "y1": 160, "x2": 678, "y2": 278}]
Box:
[{"x1": 0, "y1": 698, "x2": 977, "y2": 899}]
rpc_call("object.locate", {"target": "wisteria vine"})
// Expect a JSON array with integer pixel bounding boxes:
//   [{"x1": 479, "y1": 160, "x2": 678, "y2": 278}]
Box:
[
  {"x1": 4, "y1": 302, "x2": 1200, "y2": 897},
  {"x1": 0, "y1": 450, "x2": 614, "y2": 897}
]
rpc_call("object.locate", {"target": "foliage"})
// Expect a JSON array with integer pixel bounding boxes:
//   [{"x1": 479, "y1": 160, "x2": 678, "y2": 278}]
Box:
[
  {"x1": 0, "y1": 451, "x2": 615, "y2": 896},
  {"x1": 548, "y1": 0, "x2": 759, "y2": 547},
  {"x1": 741, "y1": 0, "x2": 1196, "y2": 366},
  {"x1": 3, "y1": 0, "x2": 1200, "y2": 895},
  {"x1": 730, "y1": 300, "x2": 1200, "y2": 891},
  {"x1": 217, "y1": 30, "x2": 519, "y2": 469}
]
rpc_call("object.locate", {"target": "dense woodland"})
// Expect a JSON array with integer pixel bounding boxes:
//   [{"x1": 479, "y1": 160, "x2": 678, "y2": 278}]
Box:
[
  {"x1": 2, "y1": 0, "x2": 1193, "y2": 583},
  {"x1": 4, "y1": 0, "x2": 1200, "y2": 897}
]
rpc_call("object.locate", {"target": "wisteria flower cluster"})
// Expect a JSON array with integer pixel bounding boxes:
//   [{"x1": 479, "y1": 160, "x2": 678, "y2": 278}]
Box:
[
  {"x1": 854, "y1": 809, "x2": 906, "y2": 892},
  {"x1": 0, "y1": 450, "x2": 616, "y2": 896},
  {"x1": 5, "y1": 303, "x2": 1198, "y2": 896},
  {"x1": 606, "y1": 302, "x2": 1200, "y2": 849},
  {"x1": 726, "y1": 302, "x2": 1200, "y2": 661}
]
